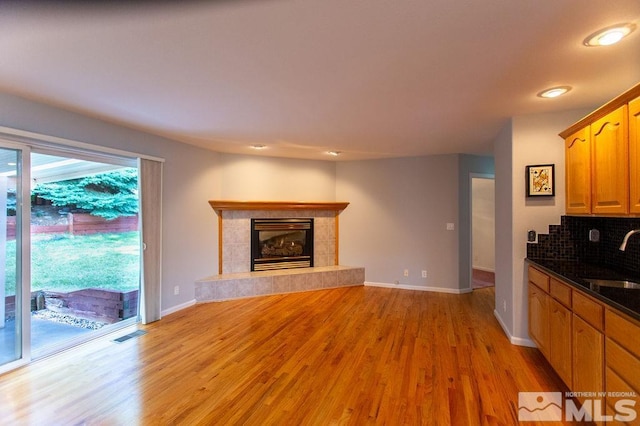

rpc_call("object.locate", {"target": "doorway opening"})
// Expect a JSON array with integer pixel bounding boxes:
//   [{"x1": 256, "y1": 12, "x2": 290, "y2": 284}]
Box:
[{"x1": 471, "y1": 176, "x2": 495, "y2": 289}]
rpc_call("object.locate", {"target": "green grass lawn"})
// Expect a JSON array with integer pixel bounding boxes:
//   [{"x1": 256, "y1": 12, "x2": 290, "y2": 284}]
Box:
[{"x1": 4, "y1": 231, "x2": 140, "y2": 295}]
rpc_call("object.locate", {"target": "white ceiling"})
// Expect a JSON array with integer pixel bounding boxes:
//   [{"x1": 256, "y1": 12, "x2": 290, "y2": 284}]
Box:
[{"x1": 1, "y1": 0, "x2": 639, "y2": 161}]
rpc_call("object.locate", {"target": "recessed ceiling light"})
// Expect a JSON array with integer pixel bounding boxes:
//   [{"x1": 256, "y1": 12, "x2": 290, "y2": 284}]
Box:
[
  {"x1": 583, "y1": 23, "x2": 636, "y2": 46},
  {"x1": 251, "y1": 144, "x2": 267, "y2": 150},
  {"x1": 537, "y1": 86, "x2": 572, "y2": 99},
  {"x1": 327, "y1": 151, "x2": 341, "y2": 156}
]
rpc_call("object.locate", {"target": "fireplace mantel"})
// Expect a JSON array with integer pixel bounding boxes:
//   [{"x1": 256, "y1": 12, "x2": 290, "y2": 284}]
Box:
[{"x1": 209, "y1": 200, "x2": 349, "y2": 214}]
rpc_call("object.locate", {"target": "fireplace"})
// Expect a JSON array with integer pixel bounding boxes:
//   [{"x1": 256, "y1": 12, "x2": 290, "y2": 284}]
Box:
[{"x1": 251, "y1": 218, "x2": 314, "y2": 271}]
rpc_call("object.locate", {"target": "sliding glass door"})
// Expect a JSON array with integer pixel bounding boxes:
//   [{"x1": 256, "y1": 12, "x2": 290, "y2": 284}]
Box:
[{"x1": 0, "y1": 139, "x2": 144, "y2": 372}]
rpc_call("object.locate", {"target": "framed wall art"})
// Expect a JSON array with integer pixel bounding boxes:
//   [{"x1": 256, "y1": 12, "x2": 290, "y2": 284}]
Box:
[{"x1": 526, "y1": 164, "x2": 555, "y2": 197}]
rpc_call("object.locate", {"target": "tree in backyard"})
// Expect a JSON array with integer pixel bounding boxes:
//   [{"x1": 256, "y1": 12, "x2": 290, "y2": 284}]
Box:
[{"x1": 33, "y1": 168, "x2": 138, "y2": 220}]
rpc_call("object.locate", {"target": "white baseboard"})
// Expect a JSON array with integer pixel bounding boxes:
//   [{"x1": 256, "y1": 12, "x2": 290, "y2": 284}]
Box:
[
  {"x1": 511, "y1": 336, "x2": 537, "y2": 348},
  {"x1": 162, "y1": 299, "x2": 196, "y2": 317},
  {"x1": 493, "y1": 309, "x2": 536, "y2": 347},
  {"x1": 365, "y1": 281, "x2": 472, "y2": 294},
  {"x1": 472, "y1": 266, "x2": 495, "y2": 273}
]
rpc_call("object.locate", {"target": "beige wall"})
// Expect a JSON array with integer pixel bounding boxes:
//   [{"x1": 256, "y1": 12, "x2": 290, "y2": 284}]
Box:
[
  {"x1": 336, "y1": 155, "x2": 460, "y2": 291},
  {"x1": 495, "y1": 107, "x2": 594, "y2": 343},
  {"x1": 494, "y1": 119, "x2": 514, "y2": 334},
  {"x1": 218, "y1": 153, "x2": 336, "y2": 201}
]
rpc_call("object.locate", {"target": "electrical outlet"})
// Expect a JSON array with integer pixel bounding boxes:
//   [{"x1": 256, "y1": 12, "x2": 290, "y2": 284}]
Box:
[
  {"x1": 421, "y1": 270, "x2": 427, "y2": 278},
  {"x1": 403, "y1": 269, "x2": 409, "y2": 277},
  {"x1": 446, "y1": 222, "x2": 455, "y2": 231},
  {"x1": 174, "y1": 285, "x2": 180, "y2": 296}
]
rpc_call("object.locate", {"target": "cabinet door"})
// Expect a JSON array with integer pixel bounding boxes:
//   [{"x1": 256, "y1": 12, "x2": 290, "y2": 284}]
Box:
[
  {"x1": 591, "y1": 105, "x2": 629, "y2": 215},
  {"x1": 573, "y1": 315, "x2": 604, "y2": 400},
  {"x1": 565, "y1": 127, "x2": 591, "y2": 214},
  {"x1": 549, "y1": 299, "x2": 572, "y2": 387},
  {"x1": 630, "y1": 97, "x2": 640, "y2": 213},
  {"x1": 605, "y1": 338, "x2": 640, "y2": 424},
  {"x1": 529, "y1": 284, "x2": 549, "y2": 358}
]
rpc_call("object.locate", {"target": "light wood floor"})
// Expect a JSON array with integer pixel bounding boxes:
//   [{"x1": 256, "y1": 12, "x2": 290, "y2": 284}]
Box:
[{"x1": 0, "y1": 286, "x2": 572, "y2": 425}]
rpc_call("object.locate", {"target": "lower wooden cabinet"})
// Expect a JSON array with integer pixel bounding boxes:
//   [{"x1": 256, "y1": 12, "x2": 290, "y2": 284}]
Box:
[
  {"x1": 528, "y1": 264, "x2": 640, "y2": 423},
  {"x1": 549, "y1": 298, "x2": 572, "y2": 387},
  {"x1": 604, "y1": 309, "x2": 640, "y2": 424},
  {"x1": 528, "y1": 284, "x2": 549, "y2": 358},
  {"x1": 572, "y1": 314, "x2": 604, "y2": 401}
]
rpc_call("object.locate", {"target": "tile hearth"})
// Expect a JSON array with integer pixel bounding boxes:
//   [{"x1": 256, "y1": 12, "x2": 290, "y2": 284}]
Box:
[
  {"x1": 195, "y1": 265, "x2": 365, "y2": 302},
  {"x1": 199, "y1": 201, "x2": 364, "y2": 302}
]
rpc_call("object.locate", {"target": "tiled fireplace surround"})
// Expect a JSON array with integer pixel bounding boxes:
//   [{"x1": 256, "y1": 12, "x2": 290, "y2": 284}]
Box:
[{"x1": 195, "y1": 201, "x2": 365, "y2": 302}]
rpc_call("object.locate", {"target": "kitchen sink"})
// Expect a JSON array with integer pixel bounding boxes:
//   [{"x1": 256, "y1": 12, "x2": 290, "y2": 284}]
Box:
[{"x1": 584, "y1": 278, "x2": 640, "y2": 290}]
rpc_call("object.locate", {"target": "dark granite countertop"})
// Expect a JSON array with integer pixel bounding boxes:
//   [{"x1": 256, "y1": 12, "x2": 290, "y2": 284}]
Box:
[{"x1": 526, "y1": 258, "x2": 640, "y2": 322}]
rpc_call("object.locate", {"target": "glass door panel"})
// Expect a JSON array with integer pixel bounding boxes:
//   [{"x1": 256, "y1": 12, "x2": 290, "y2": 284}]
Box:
[
  {"x1": 30, "y1": 152, "x2": 141, "y2": 358},
  {"x1": 0, "y1": 148, "x2": 23, "y2": 368}
]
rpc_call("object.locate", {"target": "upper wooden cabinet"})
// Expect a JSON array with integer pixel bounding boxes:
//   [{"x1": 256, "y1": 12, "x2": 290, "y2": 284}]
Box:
[
  {"x1": 565, "y1": 127, "x2": 591, "y2": 214},
  {"x1": 630, "y1": 97, "x2": 640, "y2": 213},
  {"x1": 591, "y1": 105, "x2": 629, "y2": 215},
  {"x1": 560, "y1": 83, "x2": 640, "y2": 216}
]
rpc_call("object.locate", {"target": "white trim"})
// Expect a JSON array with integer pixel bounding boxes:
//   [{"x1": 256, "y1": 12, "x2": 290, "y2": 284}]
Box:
[
  {"x1": 511, "y1": 336, "x2": 537, "y2": 348},
  {"x1": 493, "y1": 309, "x2": 537, "y2": 347},
  {"x1": 0, "y1": 126, "x2": 165, "y2": 163},
  {"x1": 0, "y1": 358, "x2": 28, "y2": 376},
  {"x1": 161, "y1": 299, "x2": 196, "y2": 317},
  {"x1": 20, "y1": 146, "x2": 32, "y2": 363},
  {"x1": 472, "y1": 266, "x2": 495, "y2": 273},
  {"x1": 365, "y1": 281, "x2": 473, "y2": 294}
]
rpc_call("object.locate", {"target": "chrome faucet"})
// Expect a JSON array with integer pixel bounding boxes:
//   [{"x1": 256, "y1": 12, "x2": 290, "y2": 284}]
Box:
[{"x1": 619, "y1": 229, "x2": 640, "y2": 251}]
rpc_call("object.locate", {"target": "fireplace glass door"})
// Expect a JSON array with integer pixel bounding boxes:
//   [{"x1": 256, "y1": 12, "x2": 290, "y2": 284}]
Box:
[{"x1": 251, "y1": 218, "x2": 314, "y2": 271}]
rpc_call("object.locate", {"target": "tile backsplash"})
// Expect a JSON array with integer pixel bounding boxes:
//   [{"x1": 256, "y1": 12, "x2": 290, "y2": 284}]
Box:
[{"x1": 527, "y1": 216, "x2": 640, "y2": 276}]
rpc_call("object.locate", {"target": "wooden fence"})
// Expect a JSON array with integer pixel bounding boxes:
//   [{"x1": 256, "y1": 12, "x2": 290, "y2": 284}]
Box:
[{"x1": 6, "y1": 213, "x2": 138, "y2": 239}]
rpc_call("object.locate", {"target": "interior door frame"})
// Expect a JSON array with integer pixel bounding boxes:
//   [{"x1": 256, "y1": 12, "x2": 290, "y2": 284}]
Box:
[{"x1": 469, "y1": 173, "x2": 495, "y2": 291}]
